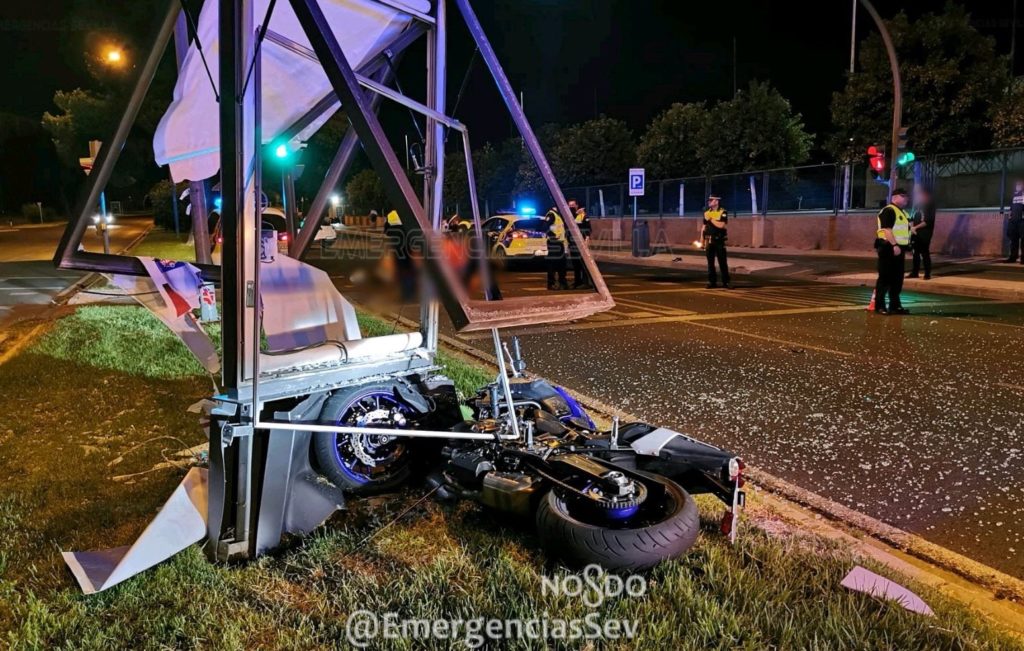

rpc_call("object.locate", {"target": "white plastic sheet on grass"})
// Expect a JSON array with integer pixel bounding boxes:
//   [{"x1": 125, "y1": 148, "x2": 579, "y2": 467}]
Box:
[{"x1": 62, "y1": 467, "x2": 208, "y2": 594}]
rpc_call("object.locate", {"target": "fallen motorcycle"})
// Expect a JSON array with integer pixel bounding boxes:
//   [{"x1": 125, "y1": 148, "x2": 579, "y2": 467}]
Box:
[{"x1": 312, "y1": 337, "x2": 745, "y2": 571}]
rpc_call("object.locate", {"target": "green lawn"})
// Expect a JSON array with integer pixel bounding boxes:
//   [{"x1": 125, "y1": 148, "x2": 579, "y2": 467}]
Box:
[
  {"x1": 0, "y1": 306, "x2": 1020, "y2": 649},
  {"x1": 129, "y1": 229, "x2": 197, "y2": 261}
]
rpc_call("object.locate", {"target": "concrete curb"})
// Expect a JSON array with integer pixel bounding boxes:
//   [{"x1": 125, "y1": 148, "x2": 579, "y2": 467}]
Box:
[
  {"x1": 52, "y1": 224, "x2": 154, "y2": 306},
  {"x1": 593, "y1": 251, "x2": 1024, "y2": 302},
  {"x1": 809, "y1": 272, "x2": 1024, "y2": 302},
  {"x1": 373, "y1": 307, "x2": 1024, "y2": 633}
]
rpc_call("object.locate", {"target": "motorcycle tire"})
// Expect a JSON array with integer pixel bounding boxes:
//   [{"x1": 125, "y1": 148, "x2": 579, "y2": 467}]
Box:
[
  {"x1": 313, "y1": 382, "x2": 414, "y2": 494},
  {"x1": 535, "y1": 473, "x2": 699, "y2": 571}
]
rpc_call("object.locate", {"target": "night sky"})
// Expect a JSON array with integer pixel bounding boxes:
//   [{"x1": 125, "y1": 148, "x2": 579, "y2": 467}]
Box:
[{"x1": 0, "y1": 1, "x2": 1018, "y2": 154}]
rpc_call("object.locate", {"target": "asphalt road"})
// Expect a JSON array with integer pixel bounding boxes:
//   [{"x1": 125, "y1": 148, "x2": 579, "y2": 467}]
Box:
[
  {"x1": 0, "y1": 217, "x2": 151, "y2": 327},
  {"x1": 315, "y1": 249, "x2": 1024, "y2": 580}
]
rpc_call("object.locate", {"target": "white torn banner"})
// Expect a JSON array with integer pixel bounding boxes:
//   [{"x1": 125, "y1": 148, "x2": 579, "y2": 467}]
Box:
[
  {"x1": 109, "y1": 257, "x2": 219, "y2": 374},
  {"x1": 841, "y1": 565, "x2": 935, "y2": 616},
  {"x1": 62, "y1": 467, "x2": 208, "y2": 594}
]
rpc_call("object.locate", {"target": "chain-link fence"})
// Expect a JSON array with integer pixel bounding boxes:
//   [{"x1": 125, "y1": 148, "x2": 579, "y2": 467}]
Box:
[{"x1": 443, "y1": 148, "x2": 1024, "y2": 220}]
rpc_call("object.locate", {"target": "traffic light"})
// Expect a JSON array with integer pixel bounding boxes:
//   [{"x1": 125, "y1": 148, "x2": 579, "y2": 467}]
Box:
[
  {"x1": 274, "y1": 143, "x2": 289, "y2": 160},
  {"x1": 896, "y1": 126, "x2": 914, "y2": 166},
  {"x1": 867, "y1": 145, "x2": 886, "y2": 174}
]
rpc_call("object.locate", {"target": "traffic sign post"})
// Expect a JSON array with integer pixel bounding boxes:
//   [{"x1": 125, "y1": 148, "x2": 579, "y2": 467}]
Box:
[
  {"x1": 628, "y1": 168, "x2": 645, "y2": 222},
  {"x1": 81, "y1": 140, "x2": 110, "y2": 254}
]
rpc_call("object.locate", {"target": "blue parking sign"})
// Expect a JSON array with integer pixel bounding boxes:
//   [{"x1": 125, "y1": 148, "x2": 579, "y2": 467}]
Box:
[{"x1": 628, "y1": 168, "x2": 645, "y2": 197}]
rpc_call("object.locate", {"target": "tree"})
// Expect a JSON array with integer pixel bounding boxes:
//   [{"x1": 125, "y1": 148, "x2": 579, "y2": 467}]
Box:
[
  {"x1": 636, "y1": 103, "x2": 709, "y2": 179},
  {"x1": 550, "y1": 116, "x2": 634, "y2": 186},
  {"x1": 444, "y1": 139, "x2": 521, "y2": 212},
  {"x1": 828, "y1": 5, "x2": 1008, "y2": 161},
  {"x1": 345, "y1": 169, "x2": 388, "y2": 215},
  {"x1": 147, "y1": 179, "x2": 188, "y2": 231},
  {"x1": 514, "y1": 124, "x2": 562, "y2": 195},
  {"x1": 42, "y1": 89, "x2": 116, "y2": 167},
  {"x1": 42, "y1": 87, "x2": 153, "y2": 194},
  {"x1": 474, "y1": 140, "x2": 519, "y2": 203},
  {"x1": 991, "y1": 79, "x2": 1024, "y2": 148},
  {"x1": 0, "y1": 113, "x2": 64, "y2": 215},
  {"x1": 697, "y1": 81, "x2": 812, "y2": 174}
]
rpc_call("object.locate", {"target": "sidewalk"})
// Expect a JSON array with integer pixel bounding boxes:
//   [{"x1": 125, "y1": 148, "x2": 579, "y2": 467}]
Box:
[{"x1": 593, "y1": 242, "x2": 1024, "y2": 301}]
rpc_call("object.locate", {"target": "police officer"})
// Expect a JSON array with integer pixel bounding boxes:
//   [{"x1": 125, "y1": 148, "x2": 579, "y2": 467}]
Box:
[
  {"x1": 874, "y1": 188, "x2": 912, "y2": 315},
  {"x1": 567, "y1": 198, "x2": 592, "y2": 288},
  {"x1": 1005, "y1": 180, "x2": 1024, "y2": 263},
  {"x1": 544, "y1": 207, "x2": 568, "y2": 290},
  {"x1": 700, "y1": 194, "x2": 731, "y2": 289}
]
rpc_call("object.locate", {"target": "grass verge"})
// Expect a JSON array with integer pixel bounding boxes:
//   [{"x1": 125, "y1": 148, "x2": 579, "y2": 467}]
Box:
[
  {"x1": 129, "y1": 229, "x2": 197, "y2": 261},
  {"x1": 0, "y1": 306, "x2": 1020, "y2": 649}
]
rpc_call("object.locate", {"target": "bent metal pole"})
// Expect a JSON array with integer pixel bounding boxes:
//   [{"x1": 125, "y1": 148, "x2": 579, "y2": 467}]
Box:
[{"x1": 858, "y1": 0, "x2": 902, "y2": 202}]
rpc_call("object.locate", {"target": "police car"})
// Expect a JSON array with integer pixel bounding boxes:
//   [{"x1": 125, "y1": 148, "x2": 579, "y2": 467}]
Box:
[{"x1": 481, "y1": 208, "x2": 564, "y2": 263}]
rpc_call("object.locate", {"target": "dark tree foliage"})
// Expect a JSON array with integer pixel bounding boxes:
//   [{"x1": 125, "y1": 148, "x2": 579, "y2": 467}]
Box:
[{"x1": 829, "y1": 4, "x2": 1009, "y2": 161}]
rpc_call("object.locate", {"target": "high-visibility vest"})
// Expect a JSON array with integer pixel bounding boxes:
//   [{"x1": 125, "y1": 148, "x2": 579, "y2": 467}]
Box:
[
  {"x1": 704, "y1": 208, "x2": 726, "y2": 223},
  {"x1": 544, "y1": 209, "x2": 565, "y2": 240},
  {"x1": 876, "y1": 204, "x2": 910, "y2": 246}
]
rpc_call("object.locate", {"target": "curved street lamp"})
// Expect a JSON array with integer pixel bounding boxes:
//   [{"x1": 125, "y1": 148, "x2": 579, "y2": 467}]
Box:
[{"x1": 858, "y1": 0, "x2": 902, "y2": 201}]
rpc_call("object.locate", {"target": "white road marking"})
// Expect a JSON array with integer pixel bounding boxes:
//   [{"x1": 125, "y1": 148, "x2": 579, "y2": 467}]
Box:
[
  {"x1": 0, "y1": 286, "x2": 66, "y2": 291},
  {"x1": 456, "y1": 299, "x2": 1007, "y2": 341},
  {"x1": 947, "y1": 316, "x2": 1024, "y2": 330}
]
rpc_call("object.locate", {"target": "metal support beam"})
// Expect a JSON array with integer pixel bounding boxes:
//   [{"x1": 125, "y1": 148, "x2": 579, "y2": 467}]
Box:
[
  {"x1": 421, "y1": 0, "x2": 446, "y2": 353},
  {"x1": 53, "y1": 0, "x2": 180, "y2": 272},
  {"x1": 273, "y1": 23, "x2": 426, "y2": 143},
  {"x1": 266, "y1": 30, "x2": 461, "y2": 130},
  {"x1": 174, "y1": 8, "x2": 213, "y2": 264},
  {"x1": 220, "y1": 0, "x2": 246, "y2": 390},
  {"x1": 288, "y1": 0, "x2": 471, "y2": 327},
  {"x1": 368, "y1": 0, "x2": 435, "y2": 25},
  {"x1": 452, "y1": 0, "x2": 611, "y2": 303},
  {"x1": 282, "y1": 166, "x2": 297, "y2": 238},
  {"x1": 293, "y1": 64, "x2": 395, "y2": 257}
]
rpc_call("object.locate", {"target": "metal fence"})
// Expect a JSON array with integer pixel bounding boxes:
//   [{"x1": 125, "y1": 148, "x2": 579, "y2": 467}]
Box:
[{"x1": 446, "y1": 147, "x2": 1024, "y2": 219}]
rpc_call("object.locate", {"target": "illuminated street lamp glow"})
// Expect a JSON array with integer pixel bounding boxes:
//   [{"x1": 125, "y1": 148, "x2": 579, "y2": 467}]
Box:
[
  {"x1": 330, "y1": 194, "x2": 341, "y2": 207},
  {"x1": 103, "y1": 47, "x2": 124, "y2": 66}
]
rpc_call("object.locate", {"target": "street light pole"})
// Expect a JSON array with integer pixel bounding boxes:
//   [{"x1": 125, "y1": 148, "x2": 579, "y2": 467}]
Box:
[
  {"x1": 842, "y1": 0, "x2": 857, "y2": 214},
  {"x1": 858, "y1": 0, "x2": 902, "y2": 202}
]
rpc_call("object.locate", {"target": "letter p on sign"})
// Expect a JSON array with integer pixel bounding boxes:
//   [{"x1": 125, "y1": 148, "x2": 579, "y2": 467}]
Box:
[{"x1": 629, "y1": 168, "x2": 645, "y2": 197}]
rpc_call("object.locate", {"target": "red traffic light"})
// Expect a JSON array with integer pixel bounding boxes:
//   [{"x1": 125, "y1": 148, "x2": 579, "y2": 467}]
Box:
[
  {"x1": 867, "y1": 145, "x2": 879, "y2": 156},
  {"x1": 870, "y1": 156, "x2": 886, "y2": 172}
]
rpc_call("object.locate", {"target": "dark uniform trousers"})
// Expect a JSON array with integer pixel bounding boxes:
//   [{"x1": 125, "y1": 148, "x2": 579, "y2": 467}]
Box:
[
  {"x1": 1008, "y1": 217, "x2": 1023, "y2": 261},
  {"x1": 875, "y1": 244, "x2": 906, "y2": 310},
  {"x1": 569, "y1": 241, "x2": 588, "y2": 287},
  {"x1": 706, "y1": 238, "x2": 730, "y2": 285},
  {"x1": 546, "y1": 238, "x2": 568, "y2": 289},
  {"x1": 911, "y1": 235, "x2": 932, "y2": 276}
]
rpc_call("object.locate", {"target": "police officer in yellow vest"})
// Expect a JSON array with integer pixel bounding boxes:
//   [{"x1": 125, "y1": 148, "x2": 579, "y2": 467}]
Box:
[
  {"x1": 701, "y1": 194, "x2": 731, "y2": 289},
  {"x1": 567, "y1": 198, "x2": 592, "y2": 288},
  {"x1": 873, "y1": 188, "x2": 912, "y2": 315}
]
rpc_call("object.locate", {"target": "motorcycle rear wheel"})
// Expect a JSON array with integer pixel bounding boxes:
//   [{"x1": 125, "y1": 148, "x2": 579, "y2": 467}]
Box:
[{"x1": 535, "y1": 474, "x2": 699, "y2": 571}]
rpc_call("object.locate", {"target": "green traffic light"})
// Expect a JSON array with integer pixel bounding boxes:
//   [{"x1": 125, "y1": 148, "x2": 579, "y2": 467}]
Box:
[
  {"x1": 274, "y1": 144, "x2": 289, "y2": 159},
  {"x1": 898, "y1": 152, "x2": 916, "y2": 166}
]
